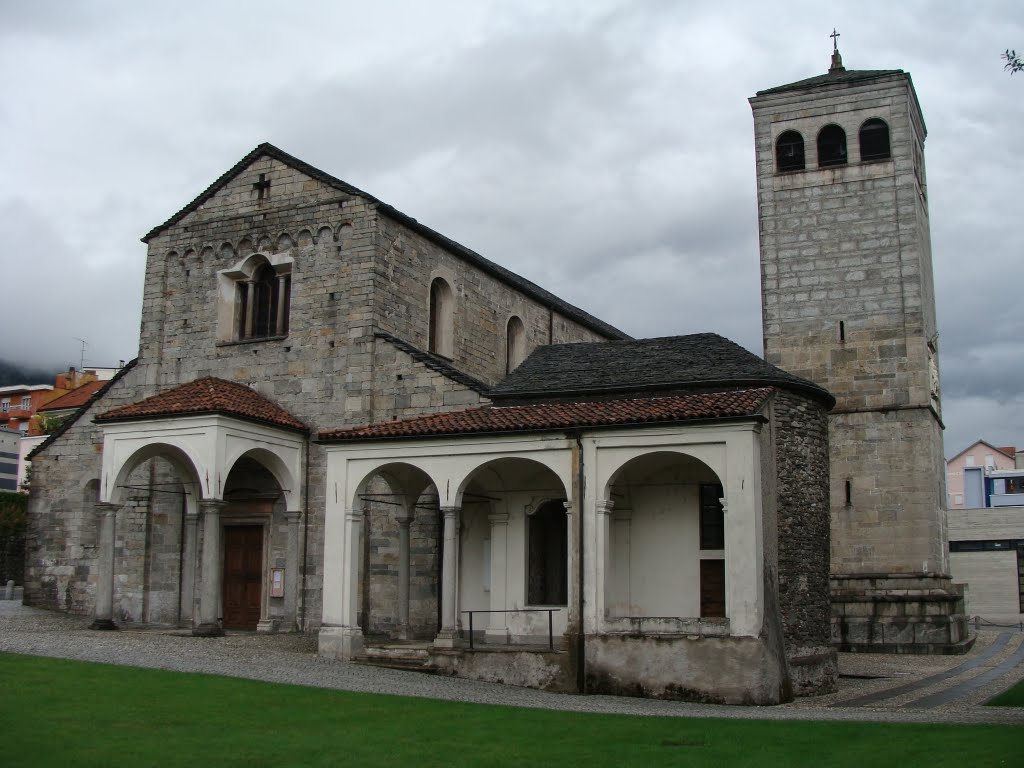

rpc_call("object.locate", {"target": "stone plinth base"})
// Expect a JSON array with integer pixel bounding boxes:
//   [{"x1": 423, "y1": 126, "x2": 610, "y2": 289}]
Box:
[
  {"x1": 318, "y1": 625, "x2": 364, "y2": 660},
  {"x1": 831, "y1": 574, "x2": 973, "y2": 654}
]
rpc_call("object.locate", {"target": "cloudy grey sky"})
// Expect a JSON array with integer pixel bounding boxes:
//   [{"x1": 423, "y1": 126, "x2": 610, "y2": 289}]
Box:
[{"x1": 1, "y1": 0, "x2": 1021, "y2": 457}]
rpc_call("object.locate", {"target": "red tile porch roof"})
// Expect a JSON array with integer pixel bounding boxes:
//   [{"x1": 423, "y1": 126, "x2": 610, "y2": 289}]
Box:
[
  {"x1": 97, "y1": 377, "x2": 307, "y2": 432},
  {"x1": 319, "y1": 388, "x2": 773, "y2": 442}
]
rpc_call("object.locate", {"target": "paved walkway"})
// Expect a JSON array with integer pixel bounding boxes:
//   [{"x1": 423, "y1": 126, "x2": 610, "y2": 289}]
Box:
[{"x1": 1, "y1": 602, "x2": 1022, "y2": 725}]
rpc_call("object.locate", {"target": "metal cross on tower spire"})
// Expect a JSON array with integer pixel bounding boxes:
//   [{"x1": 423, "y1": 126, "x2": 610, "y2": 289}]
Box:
[{"x1": 829, "y1": 28, "x2": 845, "y2": 73}]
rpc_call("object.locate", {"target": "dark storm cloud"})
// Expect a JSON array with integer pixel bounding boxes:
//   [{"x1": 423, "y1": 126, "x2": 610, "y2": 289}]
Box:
[{"x1": 0, "y1": 0, "x2": 1021, "y2": 456}]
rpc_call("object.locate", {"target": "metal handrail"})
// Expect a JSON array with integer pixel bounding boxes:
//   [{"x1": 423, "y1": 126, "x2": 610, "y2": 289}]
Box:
[{"x1": 460, "y1": 608, "x2": 561, "y2": 650}]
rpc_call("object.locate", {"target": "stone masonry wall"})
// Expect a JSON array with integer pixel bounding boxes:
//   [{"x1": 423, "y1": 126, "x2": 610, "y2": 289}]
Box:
[
  {"x1": 374, "y1": 213, "x2": 612, "y2": 389},
  {"x1": 830, "y1": 408, "x2": 949, "y2": 575},
  {"x1": 752, "y1": 73, "x2": 948, "y2": 579},
  {"x1": 26, "y1": 150, "x2": 616, "y2": 633},
  {"x1": 770, "y1": 389, "x2": 835, "y2": 694}
]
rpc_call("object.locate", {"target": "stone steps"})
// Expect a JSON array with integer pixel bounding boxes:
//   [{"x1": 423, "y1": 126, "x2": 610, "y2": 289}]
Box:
[{"x1": 353, "y1": 644, "x2": 439, "y2": 674}]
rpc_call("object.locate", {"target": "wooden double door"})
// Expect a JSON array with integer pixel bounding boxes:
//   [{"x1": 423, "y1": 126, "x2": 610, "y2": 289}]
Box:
[{"x1": 223, "y1": 525, "x2": 264, "y2": 630}]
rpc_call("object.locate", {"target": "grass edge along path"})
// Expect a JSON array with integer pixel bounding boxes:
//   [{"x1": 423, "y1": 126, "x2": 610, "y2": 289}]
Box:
[
  {"x1": 986, "y1": 678, "x2": 1024, "y2": 707},
  {"x1": 1, "y1": 653, "x2": 1021, "y2": 768}
]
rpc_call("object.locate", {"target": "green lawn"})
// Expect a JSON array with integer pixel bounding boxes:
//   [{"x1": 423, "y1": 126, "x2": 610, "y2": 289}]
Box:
[
  {"x1": 1, "y1": 653, "x2": 1021, "y2": 767},
  {"x1": 986, "y1": 679, "x2": 1024, "y2": 707}
]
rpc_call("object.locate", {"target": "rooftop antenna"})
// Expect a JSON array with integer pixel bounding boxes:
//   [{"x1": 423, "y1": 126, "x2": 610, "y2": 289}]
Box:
[{"x1": 73, "y1": 337, "x2": 88, "y2": 373}]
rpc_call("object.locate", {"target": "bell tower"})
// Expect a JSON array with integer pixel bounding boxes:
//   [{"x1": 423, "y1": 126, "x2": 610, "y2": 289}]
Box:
[{"x1": 750, "y1": 39, "x2": 970, "y2": 653}]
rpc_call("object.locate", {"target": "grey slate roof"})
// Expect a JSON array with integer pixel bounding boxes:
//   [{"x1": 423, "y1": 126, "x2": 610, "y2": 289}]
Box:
[
  {"x1": 489, "y1": 334, "x2": 834, "y2": 406},
  {"x1": 374, "y1": 332, "x2": 490, "y2": 395},
  {"x1": 755, "y1": 69, "x2": 905, "y2": 96},
  {"x1": 143, "y1": 143, "x2": 628, "y2": 342}
]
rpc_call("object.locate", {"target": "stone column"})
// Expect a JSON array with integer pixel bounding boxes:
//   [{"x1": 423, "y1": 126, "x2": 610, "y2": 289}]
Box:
[
  {"x1": 396, "y1": 511, "x2": 413, "y2": 640},
  {"x1": 179, "y1": 507, "x2": 200, "y2": 627},
  {"x1": 485, "y1": 511, "x2": 509, "y2": 643},
  {"x1": 90, "y1": 503, "x2": 119, "y2": 630},
  {"x1": 243, "y1": 280, "x2": 255, "y2": 338},
  {"x1": 595, "y1": 500, "x2": 615, "y2": 627},
  {"x1": 562, "y1": 501, "x2": 574, "y2": 626},
  {"x1": 276, "y1": 275, "x2": 288, "y2": 334},
  {"x1": 434, "y1": 506, "x2": 461, "y2": 647},
  {"x1": 283, "y1": 510, "x2": 301, "y2": 632},
  {"x1": 193, "y1": 500, "x2": 226, "y2": 637}
]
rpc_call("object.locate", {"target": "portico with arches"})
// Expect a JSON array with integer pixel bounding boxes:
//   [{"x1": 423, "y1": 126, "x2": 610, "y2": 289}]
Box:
[{"x1": 92, "y1": 377, "x2": 307, "y2": 636}]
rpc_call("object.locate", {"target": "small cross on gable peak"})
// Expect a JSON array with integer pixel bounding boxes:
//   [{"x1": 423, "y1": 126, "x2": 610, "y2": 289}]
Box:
[{"x1": 253, "y1": 172, "x2": 271, "y2": 201}]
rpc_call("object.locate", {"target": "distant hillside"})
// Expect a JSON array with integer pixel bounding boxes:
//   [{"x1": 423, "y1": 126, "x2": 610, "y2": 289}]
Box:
[{"x1": 0, "y1": 359, "x2": 60, "y2": 387}]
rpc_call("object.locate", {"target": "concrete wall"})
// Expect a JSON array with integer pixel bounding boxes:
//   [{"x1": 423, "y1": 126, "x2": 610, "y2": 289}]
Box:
[{"x1": 950, "y1": 551, "x2": 1020, "y2": 619}]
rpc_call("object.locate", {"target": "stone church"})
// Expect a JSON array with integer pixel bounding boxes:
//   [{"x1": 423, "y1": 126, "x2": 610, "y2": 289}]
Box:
[{"x1": 24, "y1": 50, "x2": 967, "y2": 705}]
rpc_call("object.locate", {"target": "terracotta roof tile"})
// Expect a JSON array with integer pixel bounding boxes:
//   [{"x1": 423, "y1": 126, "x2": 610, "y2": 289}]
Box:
[
  {"x1": 97, "y1": 377, "x2": 307, "y2": 432},
  {"x1": 320, "y1": 388, "x2": 772, "y2": 442},
  {"x1": 38, "y1": 381, "x2": 107, "y2": 412}
]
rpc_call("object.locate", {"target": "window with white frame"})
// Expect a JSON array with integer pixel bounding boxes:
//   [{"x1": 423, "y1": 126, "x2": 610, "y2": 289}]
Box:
[
  {"x1": 1, "y1": 399, "x2": 8, "y2": 413},
  {"x1": 217, "y1": 253, "x2": 293, "y2": 343},
  {"x1": 20, "y1": 395, "x2": 31, "y2": 410}
]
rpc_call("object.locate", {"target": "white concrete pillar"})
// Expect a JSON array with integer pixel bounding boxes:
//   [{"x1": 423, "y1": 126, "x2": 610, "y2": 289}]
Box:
[
  {"x1": 90, "y1": 502, "x2": 119, "y2": 630},
  {"x1": 486, "y1": 511, "x2": 509, "y2": 643},
  {"x1": 434, "y1": 505, "x2": 461, "y2": 647},
  {"x1": 610, "y1": 506, "x2": 632, "y2": 618},
  {"x1": 396, "y1": 511, "x2": 413, "y2": 639},
  {"x1": 595, "y1": 499, "x2": 615, "y2": 628},
  {"x1": 320, "y1": 506, "x2": 366, "y2": 659},
  {"x1": 179, "y1": 507, "x2": 199, "y2": 627},
  {"x1": 194, "y1": 499, "x2": 226, "y2": 637},
  {"x1": 283, "y1": 510, "x2": 301, "y2": 631}
]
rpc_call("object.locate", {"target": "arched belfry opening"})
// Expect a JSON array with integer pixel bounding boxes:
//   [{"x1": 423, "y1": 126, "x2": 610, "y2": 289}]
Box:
[
  {"x1": 775, "y1": 130, "x2": 805, "y2": 172},
  {"x1": 817, "y1": 124, "x2": 847, "y2": 167},
  {"x1": 859, "y1": 118, "x2": 891, "y2": 161}
]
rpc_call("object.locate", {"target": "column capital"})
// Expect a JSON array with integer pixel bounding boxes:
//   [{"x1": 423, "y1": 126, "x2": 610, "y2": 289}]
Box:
[
  {"x1": 284, "y1": 510, "x2": 302, "y2": 524},
  {"x1": 94, "y1": 502, "x2": 120, "y2": 515},
  {"x1": 440, "y1": 506, "x2": 460, "y2": 519},
  {"x1": 719, "y1": 497, "x2": 728, "y2": 514},
  {"x1": 596, "y1": 499, "x2": 616, "y2": 515},
  {"x1": 488, "y1": 512, "x2": 510, "y2": 526},
  {"x1": 562, "y1": 501, "x2": 574, "y2": 516},
  {"x1": 345, "y1": 507, "x2": 365, "y2": 522},
  {"x1": 199, "y1": 499, "x2": 227, "y2": 514}
]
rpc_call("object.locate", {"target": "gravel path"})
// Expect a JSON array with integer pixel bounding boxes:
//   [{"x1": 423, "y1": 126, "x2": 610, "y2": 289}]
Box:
[{"x1": 2, "y1": 602, "x2": 1022, "y2": 726}]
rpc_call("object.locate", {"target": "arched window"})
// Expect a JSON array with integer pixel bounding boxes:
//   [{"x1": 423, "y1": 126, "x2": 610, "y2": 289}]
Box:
[
  {"x1": 859, "y1": 118, "x2": 891, "y2": 162},
  {"x1": 527, "y1": 500, "x2": 568, "y2": 606},
  {"x1": 775, "y1": 130, "x2": 805, "y2": 172},
  {"x1": 505, "y1": 316, "x2": 526, "y2": 373},
  {"x1": 817, "y1": 124, "x2": 847, "y2": 167},
  {"x1": 428, "y1": 277, "x2": 454, "y2": 358},
  {"x1": 236, "y1": 260, "x2": 291, "y2": 341}
]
